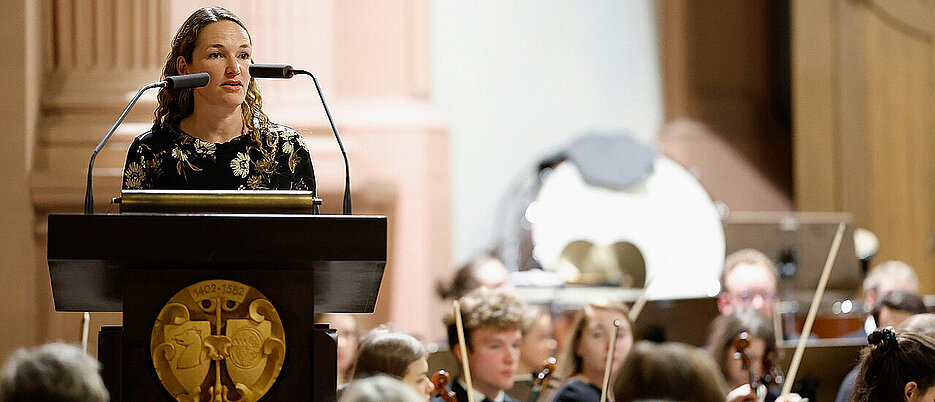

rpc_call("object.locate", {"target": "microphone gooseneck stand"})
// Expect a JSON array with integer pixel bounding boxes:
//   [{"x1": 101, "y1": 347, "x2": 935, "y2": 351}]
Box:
[
  {"x1": 84, "y1": 73, "x2": 211, "y2": 215},
  {"x1": 249, "y1": 64, "x2": 352, "y2": 215}
]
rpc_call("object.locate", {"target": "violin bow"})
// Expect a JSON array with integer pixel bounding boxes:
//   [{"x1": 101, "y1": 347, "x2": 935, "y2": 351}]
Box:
[
  {"x1": 454, "y1": 300, "x2": 475, "y2": 402},
  {"x1": 629, "y1": 274, "x2": 655, "y2": 323},
  {"x1": 599, "y1": 320, "x2": 620, "y2": 402},
  {"x1": 780, "y1": 222, "x2": 846, "y2": 395}
]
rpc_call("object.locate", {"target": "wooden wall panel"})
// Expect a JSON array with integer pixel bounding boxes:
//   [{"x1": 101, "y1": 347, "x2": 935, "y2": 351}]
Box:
[{"x1": 792, "y1": 0, "x2": 935, "y2": 292}]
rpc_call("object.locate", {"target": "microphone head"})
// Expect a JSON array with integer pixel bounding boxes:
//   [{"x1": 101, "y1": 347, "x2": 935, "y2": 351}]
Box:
[
  {"x1": 164, "y1": 73, "x2": 210, "y2": 89},
  {"x1": 250, "y1": 64, "x2": 295, "y2": 79}
]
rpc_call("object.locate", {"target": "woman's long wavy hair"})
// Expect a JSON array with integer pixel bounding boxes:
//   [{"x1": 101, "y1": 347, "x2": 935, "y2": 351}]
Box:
[{"x1": 154, "y1": 7, "x2": 268, "y2": 133}]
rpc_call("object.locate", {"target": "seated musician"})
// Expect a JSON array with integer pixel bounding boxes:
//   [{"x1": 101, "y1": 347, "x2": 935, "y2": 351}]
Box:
[
  {"x1": 612, "y1": 341, "x2": 728, "y2": 402},
  {"x1": 316, "y1": 313, "x2": 361, "y2": 387},
  {"x1": 717, "y1": 249, "x2": 778, "y2": 321},
  {"x1": 122, "y1": 6, "x2": 313, "y2": 190},
  {"x1": 339, "y1": 374, "x2": 425, "y2": 402},
  {"x1": 706, "y1": 306, "x2": 803, "y2": 402},
  {"x1": 853, "y1": 327, "x2": 935, "y2": 402},
  {"x1": 437, "y1": 253, "x2": 513, "y2": 301},
  {"x1": 552, "y1": 301, "x2": 633, "y2": 402},
  {"x1": 835, "y1": 291, "x2": 927, "y2": 402},
  {"x1": 435, "y1": 287, "x2": 526, "y2": 402},
  {"x1": 846, "y1": 260, "x2": 921, "y2": 339},
  {"x1": 516, "y1": 305, "x2": 558, "y2": 378},
  {"x1": 352, "y1": 326, "x2": 433, "y2": 400}
]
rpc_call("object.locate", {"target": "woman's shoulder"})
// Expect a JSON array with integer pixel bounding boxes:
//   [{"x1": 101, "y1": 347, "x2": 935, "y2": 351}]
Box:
[
  {"x1": 264, "y1": 121, "x2": 301, "y2": 139},
  {"x1": 128, "y1": 124, "x2": 177, "y2": 154},
  {"x1": 552, "y1": 379, "x2": 600, "y2": 401},
  {"x1": 133, "y1": 124, "x2": 177, "y2": 146},
  {"x1": 263, "y1": 121, "x2": 309, "y2": 151}
]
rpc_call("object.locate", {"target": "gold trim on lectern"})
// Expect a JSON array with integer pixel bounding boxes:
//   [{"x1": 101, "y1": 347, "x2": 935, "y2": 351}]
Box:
[
  {"x1": 118, "y1": 190, "x2": 322, "y2": 214},
  {"x1": 151, "y1": 280, "x2": 286, "y2": 402}
]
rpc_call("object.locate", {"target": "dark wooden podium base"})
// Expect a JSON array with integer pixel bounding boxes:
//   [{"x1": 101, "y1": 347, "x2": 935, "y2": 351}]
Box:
[{"x1": 99, "y1": 324, "x2": 336, "y2": 401}]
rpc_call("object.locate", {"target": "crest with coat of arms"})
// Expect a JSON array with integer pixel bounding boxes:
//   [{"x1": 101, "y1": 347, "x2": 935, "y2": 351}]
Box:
[{"x1": 151, "y1": 280, "x2": 285, "y2": 402}]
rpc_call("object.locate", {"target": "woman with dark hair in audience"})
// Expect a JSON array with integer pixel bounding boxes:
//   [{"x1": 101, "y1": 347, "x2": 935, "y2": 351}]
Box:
[
  {"x1": 853, "y1": 327, "x2": 935, "y2": 402},
  {"x1": 552, "y1": 301, "x2": 633, "y2": 402},
  {"x1": 613, "y1": 341, "x2": 728, "y2": 402},
  {"x1": 352, "y1": 327, "x2": 433, "y2": 400}
]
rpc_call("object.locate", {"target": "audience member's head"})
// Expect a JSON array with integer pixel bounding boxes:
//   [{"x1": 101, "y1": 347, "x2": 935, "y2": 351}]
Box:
[
  {"x1": 338, "y1": 374, "x2": 424, "y2": 402},
  {"x1": 718, "y1": 249, "x2": 778, "y2": 319},
  {"x1": 437, "y1": 253, "x2": 512, "y2": 301},
  {"x1": 853, "y1": 328, "x2": 935, "y2": 402},
  {"x1": 871, "y1": 290, "x2": 927, "y2": 329},
  {"x1": 705, "y1": 306, "x2": 777, "y2": 389},
  {"x1": 353, "y1": 327, "x2": 432, "y2": 400},
  {"x1": 613, "y1": 341, "x2": 727, "y2": 402},
  {"x1": 517, "y1": 304, "x2": 558, "y2": 375},
  {"x1": 443, "y1": 287, "x2": 526, "y2": 400},
  {"x1": 862, "y1": 260, "x2": 920, "y2": 311},
  {"x1": 897, "y1": 313, "x2": 935, "y2": 338},
  {"x1": 0, "y1": 342, "x2": 109, "y2": 402},
  {"x1": 315, "y1": 313, "x2": 360, "y2": 386},
  {"x1": 556, "y1": 300, "x2": 633, "y2": 387}
]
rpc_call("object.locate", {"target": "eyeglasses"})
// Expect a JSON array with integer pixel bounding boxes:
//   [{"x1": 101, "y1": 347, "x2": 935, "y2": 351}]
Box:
[{"x1": 732, "y1": 290, "x2": 776, "y2": 303}]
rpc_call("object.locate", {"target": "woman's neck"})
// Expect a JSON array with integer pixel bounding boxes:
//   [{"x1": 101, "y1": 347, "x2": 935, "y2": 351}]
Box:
[
  {"x1": 575, "y1": 367, "x2": 604, "y2": 389},
  {"x1": 179, "y1": 103, "x2": 244, "y2": 144}
]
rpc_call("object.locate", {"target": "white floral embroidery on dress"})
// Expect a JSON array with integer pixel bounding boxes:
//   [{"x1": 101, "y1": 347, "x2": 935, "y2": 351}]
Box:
[
  {"x1": 194, "y1": 139, "x2": 217, "y2": 155},
  {"x1": 171, "y1": 147, "x2": 188, "y2": 161},
  {"x1": 230, "y1": 152, "x2": 251, "y2": 178},
  {"x1": 282, "y1": 141, "x2": 294, "y2": 155}
]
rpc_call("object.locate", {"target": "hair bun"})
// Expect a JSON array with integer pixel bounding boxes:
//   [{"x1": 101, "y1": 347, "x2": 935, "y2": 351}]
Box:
[{"x1": 868, "y1": 326, "x2": 897, "y2": 348}]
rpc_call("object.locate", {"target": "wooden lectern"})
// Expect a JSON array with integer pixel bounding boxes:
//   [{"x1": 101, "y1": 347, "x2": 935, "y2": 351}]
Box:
[{"x1": 48, "y1": 213, "x2": 386, "y2": 401}]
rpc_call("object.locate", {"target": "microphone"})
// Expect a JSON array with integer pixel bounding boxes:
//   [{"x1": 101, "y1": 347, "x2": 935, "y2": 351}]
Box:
[
  {"x1": 84, "y1": 73, "x2": 210, "y2": 214},
  {"x1": 250, "y1": 63, "x2": 352, "y2": 215},
  {"x1": 249, "y1": 64, "x2": 295, "y2": 79},
  {"x1": 165, "y1": 72, "x2": 210, "y2": 89}
]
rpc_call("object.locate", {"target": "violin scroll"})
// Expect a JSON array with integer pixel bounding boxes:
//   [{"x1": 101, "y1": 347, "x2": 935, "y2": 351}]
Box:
[{"x1": 431, "y1": 370, "x2": 457, "y2": 402}]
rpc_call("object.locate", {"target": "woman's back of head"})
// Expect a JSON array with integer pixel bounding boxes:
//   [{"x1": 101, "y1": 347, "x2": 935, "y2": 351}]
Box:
[
  {"x1": 854, "y1": 328, "x2": 935, "y2": 402},
  {"x1": 613, "y1": 341, "x2": 726, "y2": 402}
]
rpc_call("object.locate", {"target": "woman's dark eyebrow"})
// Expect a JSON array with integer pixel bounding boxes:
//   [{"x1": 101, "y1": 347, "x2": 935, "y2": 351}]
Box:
[{"x1": 206, "y1": 44, "x2": 252, "y2": 49}]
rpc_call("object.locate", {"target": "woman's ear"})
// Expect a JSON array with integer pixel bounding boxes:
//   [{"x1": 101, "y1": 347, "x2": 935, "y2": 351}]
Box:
[
  {"x1": 905, "y1": 381, "x2": 918, "y2": 401},
  {"x1": 176, "y1": 56, "x2": 188, "y2": 75}
]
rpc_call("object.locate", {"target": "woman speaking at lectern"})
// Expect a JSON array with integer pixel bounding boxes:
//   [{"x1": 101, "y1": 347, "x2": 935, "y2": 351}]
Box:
[{"x1": 122, "y1": 7, "x2": 314, "y2": 191}]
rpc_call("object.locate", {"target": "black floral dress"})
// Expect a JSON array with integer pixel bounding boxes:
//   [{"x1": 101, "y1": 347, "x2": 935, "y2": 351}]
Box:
[{"x1": 122, "y1": 121, "x2": 314, "y2": 191}]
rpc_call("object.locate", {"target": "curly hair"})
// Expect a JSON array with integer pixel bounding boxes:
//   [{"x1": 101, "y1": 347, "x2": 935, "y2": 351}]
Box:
[
  {"x1": 154, "y1": 7, "x2": 268, "y2": 134},
  {"x1": 444, "y1": 287, "x2": 525, "y2": 352}
]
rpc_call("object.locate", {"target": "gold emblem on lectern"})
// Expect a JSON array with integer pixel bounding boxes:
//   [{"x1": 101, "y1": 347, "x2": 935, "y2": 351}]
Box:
[{"x1": 151, "y1": 280, "x2": 285, "y2": 402}]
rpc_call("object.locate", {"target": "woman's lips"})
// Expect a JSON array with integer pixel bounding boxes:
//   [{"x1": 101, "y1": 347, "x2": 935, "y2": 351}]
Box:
[{"x1": 221, "y1": 80, "x2": 243, "y2": 89}]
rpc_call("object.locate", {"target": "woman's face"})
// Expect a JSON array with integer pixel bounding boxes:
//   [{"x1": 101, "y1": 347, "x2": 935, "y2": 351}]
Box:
[
  {"x1": 178, "y1": 20, "x2": 252, "y2": 110},
  {"x1": 401, "y1": 357, "x2": 433, "y2": 401},
  {"x1": 575, "y1": 309, "x2": 633, "y2": 379},
  {"x1": 725, "y1": 335, "x2": 766, "y2": 388},
  {"x1": 519, "y1": 313, "x2": 558, "y2": 370},
  {"x1": 328, "y1": 315, "x2": 359, "y2": 379}
]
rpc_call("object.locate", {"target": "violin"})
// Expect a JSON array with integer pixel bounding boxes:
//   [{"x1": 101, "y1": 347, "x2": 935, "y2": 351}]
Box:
[
  {"x1": 526, "y1": 357, "x2": 557, "y2": 402},
  {"x1": 732, "y1": 331, "x2": 763, "y2": 400},
  {"x1": 732, "y1": 332, "x2": 758, "y2": 389},
  {"x1": 431, "y1": 370, "x2": 457, "y2": 402}
]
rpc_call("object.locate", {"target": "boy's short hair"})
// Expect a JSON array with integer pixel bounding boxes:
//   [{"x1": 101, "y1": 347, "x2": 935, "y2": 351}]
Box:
[{"x1": 444, "y1": 287, "x2": 525, "y2": 352}]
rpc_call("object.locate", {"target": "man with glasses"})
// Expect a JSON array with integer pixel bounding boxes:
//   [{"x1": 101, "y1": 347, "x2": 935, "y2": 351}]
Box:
[{"x1": 716, "y1": 249, "x2": 778, "y2": 320}]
